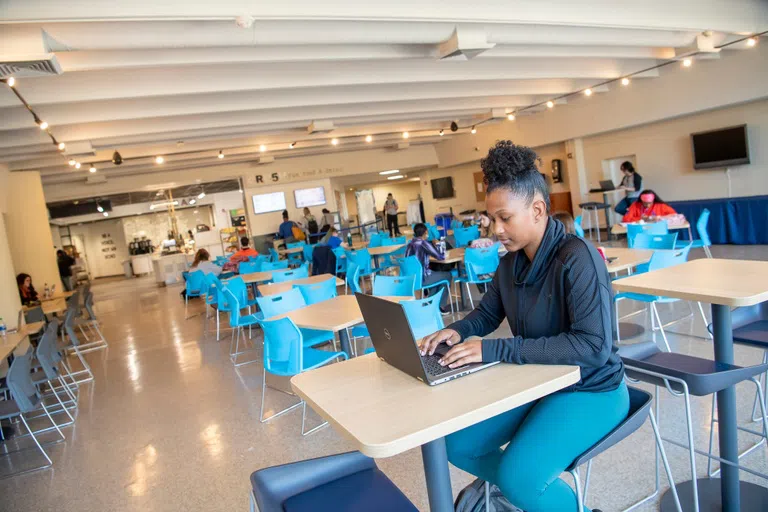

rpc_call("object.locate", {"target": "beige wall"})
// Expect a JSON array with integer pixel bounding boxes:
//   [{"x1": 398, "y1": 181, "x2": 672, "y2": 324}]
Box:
[
  {"x1": 5, "y1": 171, "x2": 63, "y2": 291},
  {"x1": 67, "y1": 218, "x2": 131, "y2": 278},
  {"x1": 344, "y1": 180, "x2": 422, "y2": 219},
  {"x1": 535, "y1": 142, "x2": 569, "y2": 194},
  {"x1": 420, "y1": 162, "x2": 485, "y2": 222},
  {"x1": 0, "y1": 165, "x2": 22, "y2": 330}
]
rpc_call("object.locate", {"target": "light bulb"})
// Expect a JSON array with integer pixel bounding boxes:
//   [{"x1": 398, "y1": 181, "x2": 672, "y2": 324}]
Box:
[
  {"x1": 97, "y1": 205, "x2": 104, "y2": 212},
  {"x1": 68, "y1": 159, "x2": 76, "y2": 166},
  {"x1": 682, "y1": 58, "x2": 692, "y2": 67},
  {"x1": 402, "y1": 132, "x2": 409, "y2": 139},
  {"x1": 39, "y1": 120, "x2": 49, "y2": 130},
  {"x1": 747, "y1": 37, "x2": 757, "y2": 47},
  {"x1": 58, "y1": 142, "x2": 66, "y2": 150},
  {"x1": 6, "y1": 77, "x2": 15, "y2": 87},
  {"x1": 74, "y1": 162, "x2": 81, "y2": 169},
  {"x1": 155, "y1": 156, "x2": 164, "y2": 164},
  {"x1": 471, "y1": 126, "x2": 477, "y2": 134},
  {"x1": 507, "y1": 114, "x2": 515, "y2": 121},
  {"x1": 331, "y1": 138, "x2": 339, "y2": 146},
  {"x1": 259, "y1": 144, "x2": 266, "y2": 152},
  {"x1": 621, "y1": 77, "x2": 630, "y2": 86},
  {"x1": 103, "y1": 212, "x2": 109, "y2": 217},
  {"x1": 289, "y1": 142, "x2": 296, "y2": 149},
  {"x1": 439, "y1": 129, "x2": 444, "y2": 136},
  {"x1": 197, "y1": 192, "x2": 206, "y2": 199},
  {"x1": 546, "y1": 101, "x2": 554, "y2": 108},
  {"x1": 218, "y1": 150, "x2": 224, "y2": 159},
  {"x1": 365, "y1": 135, "x2": 373, "y2": 143},
  {"x1": 89, "y1": 165, "x2": 97, "y2": 173},
  {"x1": 584, "y1": 88, "x2": 592, "y2": 96},
  {"x1": 189, "y1": 199, "x2": 196, "y2": 205}
]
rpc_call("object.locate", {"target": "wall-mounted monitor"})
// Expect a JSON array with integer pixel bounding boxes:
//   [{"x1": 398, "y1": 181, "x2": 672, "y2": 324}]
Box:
[
  {"x1": 691, "y1": 124, "x2": 750, "y2": 170},
  {"x1": 251, "y1": 191, "x2": 286, "y2": 215},
  {"x1": 430, "y1": 177, "x2": 455, "y2": 199},
  {"x1": 294, "y1": 186, "x2": 326, "y2": 208}
]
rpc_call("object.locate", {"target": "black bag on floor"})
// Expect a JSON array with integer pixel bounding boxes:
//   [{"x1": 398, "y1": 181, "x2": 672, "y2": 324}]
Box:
[{"x1": 454, "y1": 479, "x2": 521, "y2": 512}]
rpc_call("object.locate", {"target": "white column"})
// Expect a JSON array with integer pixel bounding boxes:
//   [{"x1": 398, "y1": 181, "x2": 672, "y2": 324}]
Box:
[
  {"x1": 565, "y1": 138, "x2": 589, "y2": 217},
  {"x1": 0, "y1": 166, "x2": 23, "y2": 330}
]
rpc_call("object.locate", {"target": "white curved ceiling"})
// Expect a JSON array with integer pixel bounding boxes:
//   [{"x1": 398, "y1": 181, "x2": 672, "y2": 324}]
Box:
[{"x1": 0, "y1": 0, "x2": 765, "y2": 185}]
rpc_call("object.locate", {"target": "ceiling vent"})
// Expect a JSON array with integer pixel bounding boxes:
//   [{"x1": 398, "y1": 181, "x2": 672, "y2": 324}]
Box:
[
  {"x1": 307, "y1": 120, "x2": 335, "y2": 134},
  {"x1": 0, "y1": 55, "x2": 62, "y2": 78},
  {"x1": 0, "y1": 28, "x2": 64, "y2": 78},
  {"x1": 437, "y1": 27, "x2": 495, "y2": 60},
  {"x1": 258, "y1": 156, "x2": 275, "y2": 164}
]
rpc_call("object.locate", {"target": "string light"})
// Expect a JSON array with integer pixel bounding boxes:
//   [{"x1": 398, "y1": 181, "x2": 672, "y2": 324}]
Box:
[
  {"x1": 331, "y1": 138, "x2": 339, "y2": 146},
  {"x1": 621, "y1": 77, "x2": 630, "y2": 86},
  {"x1": 58, "y1": 142, "x2": 66, "y2": 150},
  {"x1": 38, "y1": 120, "x2": 48, "y2": 130},
  {"x1": 439, "y1": 129, "x2": 444, "y2": 136},
  {"x1": 96, "y1": 204, "x2": 104, "y2": 212},
  {"x1": 155, "y1": 156, "x2": 164, "y2": 164},
  {"x1": 259, "y1": 144, "x2": 266, "y2": 152},
  {"x1": 365, "y1": 135, "x2": 373, "y2": 143},
  {"x1": 682, "y1": 58, "x2": 692, "y2": 67},
  {"x1": 402, "y1": 132, "x2": 409, "y2": 139},
  {"x1": 546, "y1": 101, "x2": 554, "y2": 108},
  {"x1": 218, "y1": 150, "x2": 224, "y2": 159},
  {"x1": 74, "y1": 162, "x2": 81, "y2": 169},
  {"x1": 6, "y1": 77, "x2": 15, "y2": 87},
  {"x1": 68, "y1": 159, "x2": 76, "y2": 166},
  {"x1": 89, "y1": 165, "x2": 97, "y2": 173},
  {"x1": 103, "y1": 212, "x2": 109, "y2": 217},
  {"x1": 747, "y1": 37, "x2": 757, "y2": 47},
  {"x1": 584, "y1": 88, "x2": 592, "y2": 96},
  {"x1": 289, "y1": 142, "x2": 296, "y2": 149},
  {"x1": 507, "y1": 114, "x2": 515, "y2": 121},
  {"x1": 471, "y1": 126, "x2": 477, "y2": 134}
]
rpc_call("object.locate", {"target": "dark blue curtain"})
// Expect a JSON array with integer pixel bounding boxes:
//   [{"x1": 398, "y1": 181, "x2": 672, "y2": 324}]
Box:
[{"x1": 667, "y1": 195, "x2": 768, "y2": 244}]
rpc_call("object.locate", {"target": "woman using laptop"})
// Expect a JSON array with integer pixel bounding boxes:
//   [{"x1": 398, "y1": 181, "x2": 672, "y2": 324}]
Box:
[
  {"x1": 613, "y1": 161, "x2": 642, "y2": 216},
  {"x1": 420, "y1": 141, "x2": 627, "y2": 512}
]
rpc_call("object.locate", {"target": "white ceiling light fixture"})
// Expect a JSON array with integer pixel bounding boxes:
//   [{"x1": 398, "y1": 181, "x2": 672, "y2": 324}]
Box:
[
  {"x1": 621, "y1": 77, "x2": 630, "y2": 86},
  {"x1": 155, "y1": 155, "x2": 165, "y2": 164},
  {"x1": 584, "y1": 88, "x2": 593, "y2": 96},
  {"x1": 58, "y1": 142, "x2": 66, "y2": 150},
  {"x1": 471, "y1": 126, "x2": 477, "y2": 134},
  {"x1": 331, "y1": 138, "x2": 339, "y2": 146},
  {"x1": 218, "y1": 150, "x2": 224, "y2": 159},
  {"x1": 289, "y1": 142, "x2": 296, "y2": 149},
  {"x1": 402, "y1": 132, "x2": 409, "y2": 139},
  {"x1": 546, "y1": 101, "x2": 555, "y2": 109},
  {"x1": 197, "y1": 191, "x2": 206, "y2": 199},
  {"x1": 747, "y1": 37, "x2": 757, "y2": 47},
  {"x1": 259, "y1": 144, "x2": 266, "y2": 152},
  {"x1": 149, "y1": 200, "x2": 179, "y2": 211},
  {"x1": 96, "y1": 204, "x2": 104, "y2": 213},
  {"x1": 6, "y1": 77, "x2": 15, "y2": 87},
  {"x1": 507, "y1": 114, "x2": 515, "y2": 121},
  {"x1": 68, "y1": 159, "x2": 76, "y2": 166},
  {"x1": 682, "y1": 58, "x2": 692, "y2": 67},
  {"x1": 74, "y1": 162, "x2": 81, "y2": 169},
  {"x1": 387, "y1": 175, "x2": 405, "y2": 180},
  {"x1": 89, "y1": 165, "x2": 97, "y2": 173},
  {"x1": 379, "y1": 169, "x2": 400, "y2": 175},
  {"x1": 189, "y1": 198, "x2": 196, "y2": 205},
  {"x1": 365, "y1": 135, "x2": 373, "y2": 143},
  {"x1": 103, "y1": 212, "x2": 109, "y2": 217},
  {"x1": 439, "y1": 129, "x2": 444, "y2": 136},
  {"x1": 38, "y1": 120, "x2": 48, "y2": 130}
]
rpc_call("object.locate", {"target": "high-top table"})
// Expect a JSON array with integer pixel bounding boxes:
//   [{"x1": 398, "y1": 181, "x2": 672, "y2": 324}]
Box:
[
  {"x1": 292, "y1": 354, "x2": 580, "y2": 511},
  {"x1": 604, "y1": 247, "x2": 654, "y2": 339},
  {"x1": 257, "y1": 274, "x2": 344, "y2": 297},
  {"x1": 613, "y1": 258, "x2": 768, "y2": 512}
]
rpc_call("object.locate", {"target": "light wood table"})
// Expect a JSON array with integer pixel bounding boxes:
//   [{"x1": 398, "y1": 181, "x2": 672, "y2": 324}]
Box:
[
  {"x1": 39, "y1": 290, "x2": 76, "y2": 302},
  {"x1": 613, "y1": 258, "x2": 768, "y2": 512},
  {"x1": 0, "y1": 321, "x2": 45, "y2": 361},
  {"x1": 430, "y1": 245, "x2": 506, "y2": 265},
  {"x1": 278, "y1": 246, "x2": 303, "y2": 255},
  {"x1": 292, "y1": 354, "x2": 580, "y2": 510},
  {"x1": 366, "y1": 244, "x2": 405, "y2": 257},
  {"x1": 604, "y1": 247, "x2": 653, "y2": 274},
  {"x1": 23, "y1": 299, "x2": 69, "y2": 316},
  {"x1": 612, "y1": 221, "x2": 693, "y2": 241},
  {"x1": 235, "y1": 268, "x2": 292, "y2": 284},
  {"x1": 258, "y1": 274, "x2": 344, "y2": 297},
  {"x1": 275, "y1": 294, "x2": 410, "y2": 356}
]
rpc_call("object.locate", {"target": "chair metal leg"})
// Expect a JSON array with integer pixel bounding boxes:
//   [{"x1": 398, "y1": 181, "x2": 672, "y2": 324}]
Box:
[
  {"x1": 752, "y1": 352, "x2": 768, "y2": 422},
  {"x1": 301, "y1": 401, "x2": 328, "y2": 436},
  {"x1": 259, "y1": 371, "x2": 302, "y2": 424},
  {"x1": 682, "y1": 388, "x2": 700, "y2": 512},
  {"x1": 615, "y1": 299, "x2": 622, "y2": 344},
  {"x1": 651, "y1": 303, "x2": 672, "y2": 352},
  {"x1": 704, "y1": 245, "x2": 713, "y2": 259},
  {"x1": 570, "y1": 468, "x2": 584, "y2": 512},
  {"x1": 697, "y1": 302, "x2": 712, "y2": 339},
  {"x1": 466, "y1": 282, "x2": 474, "y2": 310},
  {"x1": 0, "y1": 414, "x2": 53, "y2": 480},
  {"x1": 484, "y1": 481, "x2": 490, "y2": 511}
]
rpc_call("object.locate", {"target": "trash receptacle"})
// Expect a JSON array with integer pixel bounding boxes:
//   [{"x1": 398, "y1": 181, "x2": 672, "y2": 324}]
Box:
[
  {"x1": 122, "y1": 260, "x2": 133, "y2": 278},
  {"x1": 434, "y1": 213, "x2": 453, "y2": 236}
]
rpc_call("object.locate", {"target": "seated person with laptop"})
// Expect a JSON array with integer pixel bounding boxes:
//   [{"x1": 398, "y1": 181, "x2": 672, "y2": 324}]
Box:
[{"x1": 419, "y1": 141, "x2": 627, "y2": 512}]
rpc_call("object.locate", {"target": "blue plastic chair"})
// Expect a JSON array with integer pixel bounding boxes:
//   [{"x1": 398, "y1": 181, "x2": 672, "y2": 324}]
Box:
[
  {"x1": 633, "y1": 233, "x2": 678, "y2": 250},
  {"x1": 222, "y1": 287, "x2": 261, "y2": 367},
  {"x1": 302, "y1": 245, "x2": 315, "y2": 267},
  {"x1": 184, "y1": 270, "x2": 208, "y2": 318},
  {"x1": 574, "y1": 215, "x2": 586, "y2": 238},
  {"x1": 345, "y1": 249, "x2": 380, "y2": 290},
  {"x1": 368, "y1": 233, "x2": 385, "y2": 248},
  {"x1": 332, "y1": 246, "x2": 347, "y2": 279},
  {"x1": 214, "y1": 256, "x2": 229, "y2": 266},
  {"x1": 268, "y1": 247, "x2": 280, "y2": 263},
  {"x1": 398, "y1": 255, "x2": 454, "y2": 315},
  {"x1": 262, "y1": 260, "x2": 290, "y2": 271},
  {"x1": 226, "y1": 276, "x2": 259, "y2": 309},
  {"x1": 390, "y1": 236, "x2": 407, "y2": 245},
  {"x1": 427, "y1": 224, "x2": 441, "y2": 241},
  {"x1": 271, "y1": 264, "x2": 309, "y2": 283},
  {"x1": 287, "y1": 241, "x2": 306, "y2": 266},
  {"x1": 295, "y1": 278, "x2": 338, "y2": 305},
  {"x1": 614, "y1": 245, "x2": 698, "y2": 346},
  {"x1": 453, "y1": 225, "x2": 480, "y2": 248},
  {"x1": 690, "y1": 208, "x2": 713, "y2": 258},
  {"x1": 256, "y1": 288, "x2": 335, "y2": 349},
  {"x1": 372, "y1": 275, "x2": 415, "y2": 297},
  {"x1": 627, "y1": 222, "x2": 668, "y2": 248},
  {"x1": 205, "y1": 273, "x2": 232, "y2": 340},
  {"x1": 238, "y1": 261, "x2": 261, "y2": 274},
  {"x1": 260, "y1": 316, "x2": 348, "y2": 435},
  {"x1": 455, "y1": 243, "x2": 501, "y2": 309},
  {"x1": 345, "y1": 261, "x2": 363, "y2": 294},
  {"x1": 249, "y1": 254, "x2": 269, "y2": 264}
]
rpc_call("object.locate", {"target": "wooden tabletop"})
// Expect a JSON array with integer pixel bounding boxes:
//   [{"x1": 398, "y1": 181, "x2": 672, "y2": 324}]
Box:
[
  {"x1": 40, "y1": 290, "x2": 76, "y2": 302},
  {"x1": 612, "y1": 258, "x2": 768, "y2": 307},
  {"x1": 291, "y1": 354, "x2": 580, "y2": 458},
  {"x1": 278, "y1": 246, "x2": 304, "y2": 255},
  {"x1": 236, "y1": 268, "x2": 292, "y2": 284},
  {"x1": 275, "y1": 294, "x2": 410, "y2": 332},
  {"x1": 611, "y1": 221, "x2": 690, "y2": 235},
  {"x1": 0, "y1": 321, "x2": 45, "y2": 360},
  {"x1": 258, "y1": 274, "x2": 344, "y2": 297},
  {"x1": 24, "y1": 299, "x2": 68, "y2": 315},
  {"x1": 366, "y1": 244, "x2": 405, "y2": 257},
  {"x1": 604, "y1": 247, "x2": 653, "y2": 274}
]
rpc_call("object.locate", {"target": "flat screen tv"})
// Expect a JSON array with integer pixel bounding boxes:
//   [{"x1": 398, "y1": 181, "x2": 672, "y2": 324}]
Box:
[
  {"x1": 691, "y1": 124, "x2": 750, "y2": 170},
  {"x1": 294, "y1": 186, "x2": 326, "y2": 208},
  {"x1": 431, "y1": 177, "x2": 454, "y2": 199},
  {"x1": 251, "y1": 191, "x2": 287, "y2": 215}
]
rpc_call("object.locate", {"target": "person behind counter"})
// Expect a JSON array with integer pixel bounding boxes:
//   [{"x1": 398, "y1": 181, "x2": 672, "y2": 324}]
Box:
[
  {"x1": 278, "y1": 210, "x2": 298, "y2": 241},
  {"x1": 621, "y1": 189, "x2": 677, "y2": 223},
  {"x1": 191, "y1": 248, "x2": 221, "y2": 276},
  {"x1": 56, "y1": 249, "x2": 76, "y2": 291},
  {"x1": 17, "y1": 273, "x2": 39, "y2": 306}
]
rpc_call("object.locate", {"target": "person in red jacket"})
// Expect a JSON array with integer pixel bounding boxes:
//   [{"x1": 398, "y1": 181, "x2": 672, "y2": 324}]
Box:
[{"x1": 622, "y1": 190, "x2": 677, "y2": 222}]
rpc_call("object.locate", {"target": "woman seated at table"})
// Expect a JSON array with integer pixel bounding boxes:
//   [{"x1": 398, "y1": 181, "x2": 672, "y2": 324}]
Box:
[
  {"x1": 16, "y1": 273, "x2": 39, "y2": 306},
  {"x1": 621, "y1": 189, "x2": 677, "y2": 223},
  {"x1": 319, "y1": 227, "x2": 344, "y2": 249},
  {"x1": 420, "y1": 141, "x2": 627, "y2": 512},
  {"x1": 191, "y1": 248, "x2": 221, "y2": 276}
]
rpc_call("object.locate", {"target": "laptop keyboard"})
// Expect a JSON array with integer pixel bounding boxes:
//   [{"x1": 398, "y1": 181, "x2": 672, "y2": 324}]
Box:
[{"x1": 422, "y1": 354, "x2": 453, "y2": 376}]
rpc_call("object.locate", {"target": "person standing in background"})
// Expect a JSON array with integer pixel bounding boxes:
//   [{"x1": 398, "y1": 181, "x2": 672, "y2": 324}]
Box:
[
  {"x1": 319, "y1": 208, "x2": 335, "y2": 233},
  {"x1": 384, "y1": 193, "x2": 401, "y2": 236},
  {"x1": 614, "y1": 161, "x2": 642, "y2": 216},
  {"x1": 278, "y1": 210, "x2": 296, "y2": 241},
  {"x1": 56, "y1": 249, "x2": 76, "y2": 291}
]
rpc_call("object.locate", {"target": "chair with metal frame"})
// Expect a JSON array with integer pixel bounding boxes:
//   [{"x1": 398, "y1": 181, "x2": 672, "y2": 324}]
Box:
[
  {"x1": 268, "y1": 247, "x2": 280, "y2": 263},
  {"x1": 238, "y1": 261, "x2": 261, "y2": 274},
  {"x1": 398, "y1": 255, "x2": 455, "y2": 315},
  {"x1": 270, "y1": 264, "x2": 309, "y2": 283},
  {"x1": 689, "y1": 208, "x2": 713, "y2": 258},
  {"x1": 61, "y1": 305, "x2": 95, "y2": 385},
  {"x1": 31, "y1": 321, "x2": 78, "y2": 428},
  {"x1": 294, "y1": 278, "x2": 338, "y2": 305},
  {"x1": 345, "y1": 248, "x2": 381, "y2": 291},
  {"x1": 453, "y1": 225, "x2": 480, "y2": 248},
  {"x1": 221, "y1": 288, "x2": 261, "y2": 367},
  {"x1": 262, "y1": 260, "x2": 290, "y2": 271},
  {"x1": 632, "y1": 233, "x2": 678, "y2": 250},
  {"x1": 332, "y1": 246, "x2": 347, "y2": 285},
  {"x1": 453, "y1": 243, "x2": 501, "y2": 310},
  {"x1": 626, "y1": 222, "x2": 668, "y2": 248},
  {"x1": 371, "y1": 275, "x2": 415, "y2": 297},
  {"x1": 184, "y1": 270, "x2": 208, "y2": 319},
  {"x1": 259, "y1": 317, "x2": 348, "y2": 435},
  {"x1": 255, "y1": 288, "x2": 335, "y2": 349}
]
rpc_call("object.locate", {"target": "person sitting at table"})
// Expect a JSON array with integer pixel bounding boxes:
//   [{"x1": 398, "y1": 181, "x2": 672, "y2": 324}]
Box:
[
  {"x1": 621, "y1": 189, "x2": 677, "y2": 223},
  {"x1": 191, "y1": 248, "x2": 221, "y2": 276},
  {"x1": 16, "y1": 273, "x2": 39, "y2": 306},
  {"x1": 319, "y1": 227, "x2": 344, "y2": 249},
  {"x1": 405, "y1": 223, "x2": 453, "y2": 315},
  {"x1": 228, "y1": 237, "x2": 259, "y2": 262},
  {"x1": 614, "y1": 161, "x2": 642, "y2": 216},
  {"x1": 420, "y1": 141, "x2": 627, "y2": 512}
]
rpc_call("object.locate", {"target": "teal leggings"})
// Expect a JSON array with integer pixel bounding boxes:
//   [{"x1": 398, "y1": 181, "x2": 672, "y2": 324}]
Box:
[{"x1": 446, "y1": 381, "x2": 629, "y2": 512}]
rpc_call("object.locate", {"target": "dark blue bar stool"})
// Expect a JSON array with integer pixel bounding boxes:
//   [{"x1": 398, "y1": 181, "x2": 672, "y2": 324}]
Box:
[{"x1": 249, "y1": 451, "x2": 418, "y2": 512}]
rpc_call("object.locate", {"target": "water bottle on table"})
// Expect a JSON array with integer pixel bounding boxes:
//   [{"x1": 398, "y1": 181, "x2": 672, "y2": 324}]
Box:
[{"x1": 0, "y1": 317, "x2": 6, "y2": 337}]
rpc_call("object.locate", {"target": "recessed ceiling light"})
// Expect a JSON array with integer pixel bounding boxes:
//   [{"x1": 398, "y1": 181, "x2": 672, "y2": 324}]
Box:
[
  {"x1": 621, "y1": 77, "x2": 630, "y2": 86},
  {"x1": 331, "y1": 138, "x2": 339, "y2": 146},
  {"x1": 365, "y1": 135, "x2": 373, "y2": 143},
  {"x1": 74, "y1": 162, "x2": 81, "y2": 169},
  {"x1": 155, "y1": 156, "x2": 165, "y2": 164},
  {"x1": 379, "y1": 170, "x2": 400, "y2": 175},
  {"x1": 584, "y1": 88, "x2": 592, "y2": 96},
  {"x1": 68, "y1": 159, "x2": 76, "y2": 166},
  {"x1": 507, "y1": 114, "x2": 515, "y2": 121},
  {"x1": 682, "y1": 58, "x2": 692, "y2": 67},
  {"x1": 387, "y1": 175, "x2": 405, "y2": 180},
  {"x1": 546, "y1": 101, "x2": 554, "y2": 109}
]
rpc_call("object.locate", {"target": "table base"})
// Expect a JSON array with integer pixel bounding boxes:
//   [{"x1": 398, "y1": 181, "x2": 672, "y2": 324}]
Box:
[
  {"x1": 618, "y1": 322, "x2": 645, "y2": 339},
  {"x1": 421, "y1": 437, "x2": 454, "y2": 511},
  {"x1": 660, "y1": 479, "x2": 768, "y2": 511}
]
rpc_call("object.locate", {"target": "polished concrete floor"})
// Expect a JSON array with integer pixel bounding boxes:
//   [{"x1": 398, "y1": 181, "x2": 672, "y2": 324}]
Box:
[{"x1": 1, "y1": 244, "x2": 768, "y2": 511}]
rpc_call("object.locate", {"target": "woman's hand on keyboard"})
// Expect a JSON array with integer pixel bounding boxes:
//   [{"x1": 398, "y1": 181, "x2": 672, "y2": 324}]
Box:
[{"x1": 419, "y1": 328, "x2": 461, "y2": 356}]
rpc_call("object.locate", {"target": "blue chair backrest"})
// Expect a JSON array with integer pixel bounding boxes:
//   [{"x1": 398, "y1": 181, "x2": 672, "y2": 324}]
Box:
[
  {"x1": 633, "y1": 233, "x2": 678, "y2": 250},
  {"x1": 214, "y1": 256, "x2": 228, "y2": 266},
  {"x1": 7, "y1": 352, "x2": 39, "y2": 413},
  {"x1": 464, "y1": 243, "x2": 501, "y2": 282},
  {"x1": 427, "y1": 224, "x2": 441, "y2": 241},
  {"x1": 368, "y1": 233, "x2": 384, "y2": 248},
  {"x1": 205, "y1": 273, "x2": 221, "y2": 304},
  {"x1": 185, "y1": 270, "x2": 207, "y2": 295},
  {"x1": 215, "y1": 277, "x2": 243, "y2": 313},
  {"x1": 268, "y1": 248, "x2": 280, "y2": 262},
  {"x1": 262, "y1": 260, "x2": 290, "y2": 271},
  {"x1": 381, "y1": 237, "x2": 401, "y2": 247},
  {"x1": 345, "y1": 261, "x2": 363, "y2": 294},
  {"x1": 226, "y1": 276, "x2": 250, "y2": 304},
  {"x1": 346, "y1": 249, "x2": 373, "y2": 275},
  {"x1": 627, "y1": 222, "x2": 668, "y2": 248},
  {"x1": 391, "y1": 236, "x2": 407, "y2": 245},
  {"x1": 222, "y1": 287, "x2": 244, "y2": 328},
  {"x1": 398, "y1": 255, "x2": 425, "y2": 290},
  {"x1": 261, "y1": 317, "x2": 303, "y2": 376},
  {"x1": 256, "y1": 287, "x2": 307, "y2": 319},
  {"x1": 302, "y1": 244, "x2": 314, "y2": 263},
  {"x1": 272, "y1": 264, "x2": 309, "y2": 283},
  {"x1": 451, "y1": 219, "x2": 463, "y2": 229},
  {"x1": 454, "y1": 225, "x2": 480, "y2": 248},
  {"x1": 295, "y1": 278, "x2": 337, "y2": 305},
  {"x1": 402, "y1": 289, "x2": 445, "y2": 340},
  {"x1": 647, "y1": 245, "x2": 692, "y2": 272},
  {"x1": 287, "y1": 241, "x2": 305, "y2": 249},
  {"x1": 36, "y1": 321, "x2": 61, "y2": 380},
  {"x1": 248, "y1": 254, "x2": 268, "y2": 264},
  {"x1": 697, "y1": 208, "x2": 711, "y2": 246},
  {"x1": 332, "y1": 246, "x2": 347, "y2": 273},
  {"x1": 238, "y1": 261, "x2": 260, "y2": 274},
  {"x1": 373, "y1": 275, "x2": 415, "y2": 297},
  {"x1": 574, "y1": 215, "x2": 586, "y2": 238}
]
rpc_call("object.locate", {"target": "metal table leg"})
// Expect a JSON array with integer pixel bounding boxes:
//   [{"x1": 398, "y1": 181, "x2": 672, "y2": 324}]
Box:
[
  {"x1": 421, "y1": 437, "x2": 454, "y2": 511},
  {"x1": 338, "y1": 328, "x2": 353, "y2": 358}
]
